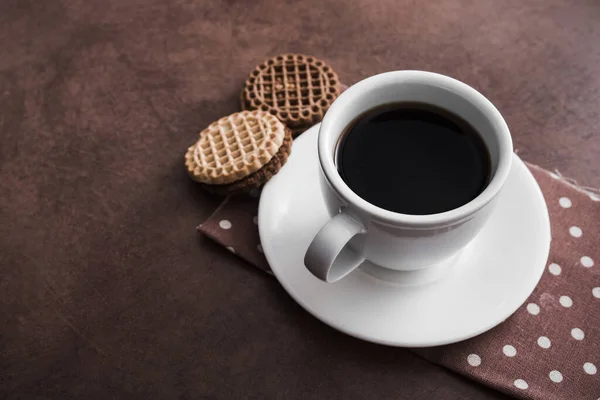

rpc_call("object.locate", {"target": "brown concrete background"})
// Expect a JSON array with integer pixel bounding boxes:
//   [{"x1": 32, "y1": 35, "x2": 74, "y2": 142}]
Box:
[{"x1": 2, "y1": 0, "x2": 599, "y2": 398}]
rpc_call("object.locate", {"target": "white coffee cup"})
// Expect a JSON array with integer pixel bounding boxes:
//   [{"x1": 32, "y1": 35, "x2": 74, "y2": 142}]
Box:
[{"x1": 304, "y1": 71, "x2": 513, "y2": 283}]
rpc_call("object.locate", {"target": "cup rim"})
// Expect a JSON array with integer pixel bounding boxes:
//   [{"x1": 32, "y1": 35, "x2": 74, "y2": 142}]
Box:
[{"x1": 318, "y1": 70, "x2": 513, "y2": 227}]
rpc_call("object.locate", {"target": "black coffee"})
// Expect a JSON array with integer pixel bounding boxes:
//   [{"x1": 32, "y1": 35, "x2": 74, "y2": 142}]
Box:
[{"x1": 336, "y1": 102, "x2": 491, "y2": 215}]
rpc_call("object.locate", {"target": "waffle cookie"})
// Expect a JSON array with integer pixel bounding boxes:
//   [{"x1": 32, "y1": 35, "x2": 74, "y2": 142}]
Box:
[
  {"x1": 185, "y1": 110, "x2": 292, "y2": 195},
  {"x1": 241, "y1": 54, "x2": 341, "y2": 135}
]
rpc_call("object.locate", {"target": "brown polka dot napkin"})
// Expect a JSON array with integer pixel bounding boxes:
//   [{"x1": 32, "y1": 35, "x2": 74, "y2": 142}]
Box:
[{"x1": 198, "y1": 163, "x2": 600, "y2": 400}]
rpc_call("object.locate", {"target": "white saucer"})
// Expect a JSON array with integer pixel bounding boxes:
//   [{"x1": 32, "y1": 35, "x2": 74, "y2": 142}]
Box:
[{"x1": 258, "y1": 124, "x2": 551, "y2": 347}]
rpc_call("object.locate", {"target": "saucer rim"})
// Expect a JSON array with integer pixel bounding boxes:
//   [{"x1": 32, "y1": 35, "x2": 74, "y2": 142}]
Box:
[{"x1": 259, "y1": 124, "x2": 551, "y2": 347}]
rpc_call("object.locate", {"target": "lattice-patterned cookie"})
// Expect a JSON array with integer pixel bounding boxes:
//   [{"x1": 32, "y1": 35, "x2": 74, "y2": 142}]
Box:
[
  {"x1": 200, "y1": 127, "x2": 293, "y2": 196},
  {"x1": 185, "y1": 110, "x2": 291, "y2": 194},
  {"x1": 241, "y1": 54, "x2": 341, "y2": 134}
]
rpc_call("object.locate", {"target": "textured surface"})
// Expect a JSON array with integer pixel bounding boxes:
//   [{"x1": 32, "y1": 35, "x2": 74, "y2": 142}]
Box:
[{"x1": 2, "y1": 0, "x2": 600, "y2": 399}]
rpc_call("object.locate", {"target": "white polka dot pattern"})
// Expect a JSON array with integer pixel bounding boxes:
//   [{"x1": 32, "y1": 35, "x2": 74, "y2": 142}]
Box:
[
  {"x1": 559, "y1": 296, "x2": 573, "y2": 308},
  {"x1": 467, "y1": 354, "x2": 481, "y2": 367},
  {"x1": 503, "y1": 345, "x2": 517, "y2": 357},
  {"x1": 559, "y1": 197, "x2": 572, "y2": 208},
  {"x1": 548, "y1": 263, "x2": 562, "y2": 275},
  {"x1": 527, "y1": 303, "x2": 540, "y2": 315},
  {"x1": 571, "y1": 328, "x2": 585, "y2": 340},
  {"x1": 580, "y1": 256, "x2": 594, "y2": 268},
  {"x1": 583, "y1": 362, "x2": 597, "y2": 375},
  {"x1": 537, "y1": 336, "x2": 551, "y2": 349},
  {"x1": 219, "y1": 220, "x2": 232, "y2": 229},
  {"x1": 549, "y1": 370, "x2": 563, "y2": 383},
  {"x1": 569, "y1": 226, "x2": 583, "y2": 237},
  {"x1": 514, "y1": 379, "x2": 528, "y2": 390}
]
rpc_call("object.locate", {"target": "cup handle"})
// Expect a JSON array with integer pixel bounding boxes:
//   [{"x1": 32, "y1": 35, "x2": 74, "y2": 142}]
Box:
[{"x1": 304, "y1": 211, "x2": 366, "y2": 282}]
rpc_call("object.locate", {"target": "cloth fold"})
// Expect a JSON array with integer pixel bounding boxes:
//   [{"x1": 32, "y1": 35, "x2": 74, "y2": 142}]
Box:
[{"x1": 199, "y1": 163, "x2": 600, "y2": 400}]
